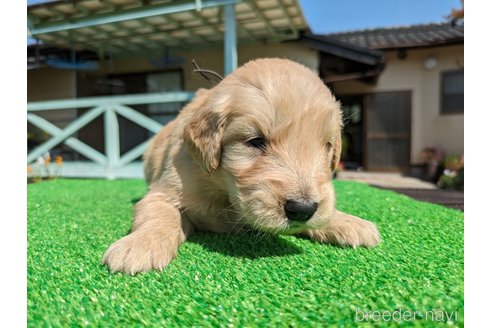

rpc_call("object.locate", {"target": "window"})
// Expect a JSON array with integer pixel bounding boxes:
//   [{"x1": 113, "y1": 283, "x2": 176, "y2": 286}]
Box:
[
  {"x1": 146, "y1": 71, "x2": 183, "y2": 126},
  {"x1": 441, "y1": 70, "x2": 464, "y2": 114}
]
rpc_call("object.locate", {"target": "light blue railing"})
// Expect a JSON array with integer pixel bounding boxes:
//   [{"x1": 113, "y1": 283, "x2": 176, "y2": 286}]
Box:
[{"x1": 27, "y1": 92, "x2": 195, "y2": 179}]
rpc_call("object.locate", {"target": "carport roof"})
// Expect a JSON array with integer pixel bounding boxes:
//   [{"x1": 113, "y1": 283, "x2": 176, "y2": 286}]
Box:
[{"x1": 28, "y1": 0, "x2": 308, "y2": 55}]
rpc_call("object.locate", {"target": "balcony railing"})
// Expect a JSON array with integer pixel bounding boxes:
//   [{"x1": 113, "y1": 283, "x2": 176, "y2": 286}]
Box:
[{"x1": 27, "y1": 92, "x2": 195, "y2": 179}]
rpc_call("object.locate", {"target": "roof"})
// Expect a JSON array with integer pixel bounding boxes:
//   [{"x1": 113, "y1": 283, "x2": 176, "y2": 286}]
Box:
[
  {"x1": 300, "y1": 32, "x2": 383, "y2": 66},
  {"x1": 27, "y1": 0, "x2": 308, "y2": 55},
  {"x1": 297, "y1": 31, "x2": 386, "y2": 85},
  {"x1": 323, "y1": 23, "x2": 464, "y2": 50}
]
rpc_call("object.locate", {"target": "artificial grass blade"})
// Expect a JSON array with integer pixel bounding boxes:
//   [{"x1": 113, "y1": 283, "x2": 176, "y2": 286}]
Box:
[{"x1": 27, "y1": 179, "x2": 464, "y2": 327}]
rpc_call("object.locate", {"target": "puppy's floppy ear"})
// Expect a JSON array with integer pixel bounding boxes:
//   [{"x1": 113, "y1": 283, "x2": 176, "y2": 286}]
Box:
[
  {"x1": 183, "y1": 91, "x2": 228, "y2": 174},
  {"x1": 331, "y1": 133, "x2": 342, "y2": 172}
]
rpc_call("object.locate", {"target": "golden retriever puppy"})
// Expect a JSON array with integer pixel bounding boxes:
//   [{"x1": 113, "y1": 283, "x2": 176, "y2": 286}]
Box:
[{"x1": 102, "y1": 58, "x2": 380, "y2": 275}]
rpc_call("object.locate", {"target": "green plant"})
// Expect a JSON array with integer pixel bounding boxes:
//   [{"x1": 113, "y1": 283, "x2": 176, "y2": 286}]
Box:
[
  {"x1": 442, "y1": 155, "x2": 463, "y2": 171},
  {"x1": 27, "y1": 155, "x2": 64, "y2": 183},
  {"x1": 437, "y1": 155, "x2": 464, "y2": 191}
]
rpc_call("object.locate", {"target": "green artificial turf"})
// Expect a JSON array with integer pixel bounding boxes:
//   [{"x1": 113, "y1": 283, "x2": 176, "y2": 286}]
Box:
[{"x1": 27, "y1": 179, "x2": 464, "y2": 327}]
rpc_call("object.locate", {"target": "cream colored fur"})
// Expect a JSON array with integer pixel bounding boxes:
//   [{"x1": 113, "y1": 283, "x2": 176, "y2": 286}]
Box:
[{"x1": 102, "y1": 58, "x2": 380, "y2": 275}]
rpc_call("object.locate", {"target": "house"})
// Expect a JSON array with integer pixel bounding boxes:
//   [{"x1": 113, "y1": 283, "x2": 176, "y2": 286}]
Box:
[
  {"x1": 315, "y1": 24, "x2": 464, "y2": 174},
  {"x1": 27, "y1": 0, "x2": 464, "y2": 178}
]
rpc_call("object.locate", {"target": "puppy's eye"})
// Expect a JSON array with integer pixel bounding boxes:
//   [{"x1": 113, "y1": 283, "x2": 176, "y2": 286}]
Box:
[
  {"x1": 326, "y1": 142, "x2": 333, "y2": 152},
  {"x1": 246, "y1": 137, "x2": 267, "y2": 150}
]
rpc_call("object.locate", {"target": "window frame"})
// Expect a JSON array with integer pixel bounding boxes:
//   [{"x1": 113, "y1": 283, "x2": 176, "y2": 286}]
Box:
[{"x1": 440, "y1": 69, "x2": 464, "y2": 115}]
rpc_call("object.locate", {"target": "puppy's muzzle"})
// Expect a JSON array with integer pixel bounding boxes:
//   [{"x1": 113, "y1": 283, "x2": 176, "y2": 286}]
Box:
[{"x1": 284, "y1": 200, "x2": 319, "y2": 222}]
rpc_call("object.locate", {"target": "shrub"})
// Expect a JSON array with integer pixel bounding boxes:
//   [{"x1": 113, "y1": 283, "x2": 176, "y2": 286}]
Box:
[{"x1": 437, "y1": 155, "x2": 464, "y2": 191}]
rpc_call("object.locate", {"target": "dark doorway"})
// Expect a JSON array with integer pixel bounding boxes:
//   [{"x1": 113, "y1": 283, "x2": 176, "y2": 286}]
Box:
[
  {"x1": 365, "y1": 91, "x2": 411, "y2": 171},
  {"x1": 339, "y1": 96, "x2": 364, "y2": 170}
]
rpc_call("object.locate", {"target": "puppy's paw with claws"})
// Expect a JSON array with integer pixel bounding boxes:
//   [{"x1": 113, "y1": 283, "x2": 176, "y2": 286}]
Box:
[
  {"x1": 102, "y1": 230, "x2": 179, "y2": 275},
  {"x1": 307, "y1": 211, "x2": 380, "y2": 248}
]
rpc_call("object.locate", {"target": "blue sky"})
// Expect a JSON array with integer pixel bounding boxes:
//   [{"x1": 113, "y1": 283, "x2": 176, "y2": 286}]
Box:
[
  {"x1": 27, "y1": 0, "x2": 56, "y2": 4},
  {"x1": 298, "y1": 0, "x2": 462, "y2": 34}
]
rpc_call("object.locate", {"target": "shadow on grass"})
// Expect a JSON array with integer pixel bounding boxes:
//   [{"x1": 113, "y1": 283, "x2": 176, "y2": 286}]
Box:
[
  {"x1": 187, "y1": 231, "x2": 303, "y2": 259},
  {"x1": 127, "y1": 194, "x2": 303, "y2": 259},
  {"x1": 131, "y1": 197, "x2": 144, "y2": 205}
]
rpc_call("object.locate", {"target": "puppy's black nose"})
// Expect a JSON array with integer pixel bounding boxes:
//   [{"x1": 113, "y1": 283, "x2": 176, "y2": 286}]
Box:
[{"x1": 284, "y1": 200, "x2": 318, "y2": 222}]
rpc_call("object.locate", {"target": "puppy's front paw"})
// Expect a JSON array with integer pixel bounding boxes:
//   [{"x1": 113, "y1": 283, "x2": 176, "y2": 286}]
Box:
[
  {"x1": 307, "y1": 211, "x2": 380, "y2": 248},
  {"x1": 102, "y1": 230, "x2": 178, "y2": 275}
]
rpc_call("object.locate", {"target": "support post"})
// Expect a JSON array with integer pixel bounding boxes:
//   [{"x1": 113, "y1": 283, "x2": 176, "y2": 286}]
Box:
[
  {"x1": 104, "y1": 107, "x2": 120, "y2": 179},
  {"x1": 224, "y1": 3, "x2": 237, "y2": 75}
]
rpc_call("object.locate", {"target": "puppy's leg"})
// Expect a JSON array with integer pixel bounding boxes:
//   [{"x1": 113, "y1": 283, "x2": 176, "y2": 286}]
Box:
[
  {"x1": 306, "y1": 211, "x2": 380, "y2": 248},
  {"x1": 102, "y1": 192, "x2": 192, "y2": 275}
]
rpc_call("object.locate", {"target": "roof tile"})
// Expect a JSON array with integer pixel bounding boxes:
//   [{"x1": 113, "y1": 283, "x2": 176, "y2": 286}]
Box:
[{"x1": 324, "y1": 23, "x2": 464, "y2": 49}]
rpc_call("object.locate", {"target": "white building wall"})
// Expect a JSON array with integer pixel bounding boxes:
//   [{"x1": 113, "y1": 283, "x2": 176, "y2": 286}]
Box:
[
  {"x1": 332, "y1": 44, "x2": 464, "y2": 164},
  {"x1": 27, "y1": 67, "x2": 78, "y2": 128}
]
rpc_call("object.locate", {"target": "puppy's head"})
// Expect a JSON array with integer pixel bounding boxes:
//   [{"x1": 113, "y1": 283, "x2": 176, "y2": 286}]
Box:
[{"x1": 184, "y1": 58, "x2": 342, "y2": 234}]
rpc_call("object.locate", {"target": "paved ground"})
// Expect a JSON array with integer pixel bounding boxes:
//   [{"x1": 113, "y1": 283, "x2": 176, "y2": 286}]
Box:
[
  {"x1": 336, "y1": 171, "x2": 464, "y2": 211},
  {"x1": 337, "y1": 171, "x2": 437, "y2": 189},
  {"x1": 376, "y1": 187, "x2": 464, "y2": 211}
]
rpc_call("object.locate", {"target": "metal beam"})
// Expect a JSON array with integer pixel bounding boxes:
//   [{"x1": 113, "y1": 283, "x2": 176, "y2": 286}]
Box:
[
  {"x1": 137, "y1": 19, "x2": 188, "y2": 46},
  {"x1": 155, "y1": 13, "x2": 203, "y2": 45},
  {"x1": 88, "y1": 25, "x2": 150, "y2": 52},
  {"x1": 44, "y1": 6, "x2": 65, "y2": 21},
  {"x1": 64, "y1": 22, "x2": 221, "y2": 49},
  {"x1": 72, "y1": 25, "x2": 143, "y2": 52},
  {"x1": 245, "y1": 1, "x2": 275, "y2": 36},
  {"x1": 278, "y1": 3, "x2": 298, "y2": 38},
  {"x1": 31, "y1": 0, "x2": 241, "y2": 35},
  {"x1": 224, "y1": 3, "x2": 237, "y2": 75},
  {"x1": 194, "y1": 5, "x2": 254, "y2": 41},
  {"x1": 49, "y1": 17, "x2": 229, "y2": 51},
  {"x1": 99, "y1": 0, "x2": 116, "y2": 11}
]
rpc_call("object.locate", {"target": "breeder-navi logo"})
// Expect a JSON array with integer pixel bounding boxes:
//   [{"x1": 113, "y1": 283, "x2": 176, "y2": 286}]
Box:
[{"x1": 355, "y1": 308, "x2": 459, "y2": 323}]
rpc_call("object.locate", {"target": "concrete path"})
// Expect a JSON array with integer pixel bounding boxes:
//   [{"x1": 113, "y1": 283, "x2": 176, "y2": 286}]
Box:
[
  {"x1": 336, "y1": 171, "x2": 464, "y2": 211},
  {"x1": 336, "y1": 171, "x2": 437, "y2": 189}
]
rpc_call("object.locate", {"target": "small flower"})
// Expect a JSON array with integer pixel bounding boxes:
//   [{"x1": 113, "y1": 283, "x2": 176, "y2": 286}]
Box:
[
  {"x1": 27, "y1": 165, "x2": 32, "y2": 174},
  {"x1": 43, "y1": 153, "x2": 51, "y2": 166},
  {"x1": 55, "y1": 155, "x2": 63, "y2": 166}
]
